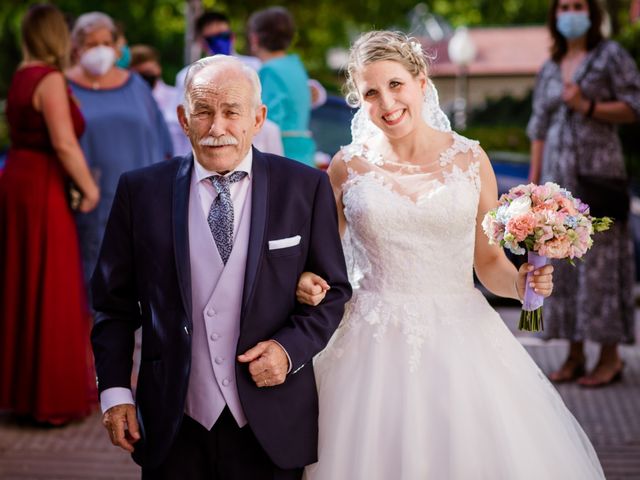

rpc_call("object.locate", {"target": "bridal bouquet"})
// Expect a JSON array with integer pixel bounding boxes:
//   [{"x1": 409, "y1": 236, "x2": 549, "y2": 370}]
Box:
[{"x1": 482, "y1": 182, "x2": 612, "y2": 332}]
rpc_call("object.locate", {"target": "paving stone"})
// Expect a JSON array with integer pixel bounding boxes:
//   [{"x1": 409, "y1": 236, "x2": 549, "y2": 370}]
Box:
[
  {"x1": 498, "y1": 307, "x2": 640, "y2": 479},
  {"x1": 0, "y1": 307, "x2": 638, "y2": 478}
]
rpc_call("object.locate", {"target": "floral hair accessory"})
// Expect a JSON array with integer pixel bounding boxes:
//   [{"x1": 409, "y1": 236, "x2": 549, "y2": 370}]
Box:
[{"x1": 410, "y1": 40, "x2": 423, "y2": 56}]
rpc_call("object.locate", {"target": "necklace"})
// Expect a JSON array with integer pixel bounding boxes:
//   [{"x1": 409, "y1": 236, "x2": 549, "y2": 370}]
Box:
[{"x1": 85, "y1": 72, "x2": 102, "y2": 90}]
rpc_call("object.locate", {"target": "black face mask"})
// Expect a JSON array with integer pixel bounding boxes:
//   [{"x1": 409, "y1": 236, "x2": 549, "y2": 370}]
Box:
[{"x1": 140, "y1": 72, "x2": 160, "y2": 89}]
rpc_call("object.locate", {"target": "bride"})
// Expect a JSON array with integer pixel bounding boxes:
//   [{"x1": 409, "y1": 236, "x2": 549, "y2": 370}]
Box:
[{"x1": 298, "y1": 31, "x2": 605, "y2": 479}]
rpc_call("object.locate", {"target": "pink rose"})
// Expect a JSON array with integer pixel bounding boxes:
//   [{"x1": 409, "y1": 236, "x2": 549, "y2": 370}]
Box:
[
  {"x1": 532, "y1": 203, "x2": 555, "y2": 214},
  {"x1": 510, "y1": 184, "x2": 532, "y2": 199},
  {"x1": 538, "y1": 236, "x2": 571, "y2": 259},
  {"x1": 531, "y1": 185, "x2": 551, "y2": 205},
  {"x1": 506, "y1": 213, "x2": 536, "y2": 242},
  {"x1": 482, "y1": 215, "x2": 505, "y2": 244},
  {"x1": 534, "y1": 224, "x2": 554, "y2": 244},
  {"x1": 556, "y1": 196, "x2": 578, "y2": 215}
]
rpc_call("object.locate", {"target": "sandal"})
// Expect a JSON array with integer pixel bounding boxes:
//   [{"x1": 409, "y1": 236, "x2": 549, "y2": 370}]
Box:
[
  {"x1": 549, "y1": 357, "x2": 586, "y2": 383},
  {"x1": 578, "y1": 361, "x2": 624, "y2": 388}
]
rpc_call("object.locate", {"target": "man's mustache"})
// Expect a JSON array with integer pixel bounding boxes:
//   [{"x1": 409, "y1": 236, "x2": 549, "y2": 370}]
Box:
[{"x1": 198, "y1": 135, "x2": 239, "y2": 146}]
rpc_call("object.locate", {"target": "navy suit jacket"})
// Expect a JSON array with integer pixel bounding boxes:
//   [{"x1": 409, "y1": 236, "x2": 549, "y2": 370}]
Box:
[{"x1": 91, "y1": 148, "x2": 351, "y2": 469}]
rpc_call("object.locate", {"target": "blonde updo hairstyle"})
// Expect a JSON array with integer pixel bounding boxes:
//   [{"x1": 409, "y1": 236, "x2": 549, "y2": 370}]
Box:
[
  {"x1": 344, "y1": 31, "x2": 430, "y2": 108},
  {"x1": 21, "y1": 4, "x2": 71, "y2": 70}
]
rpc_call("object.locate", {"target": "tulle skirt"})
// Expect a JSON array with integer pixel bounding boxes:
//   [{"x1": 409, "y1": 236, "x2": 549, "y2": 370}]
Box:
[{"x1": 304, "y1": 288, "x2": 604, "y2": 480}]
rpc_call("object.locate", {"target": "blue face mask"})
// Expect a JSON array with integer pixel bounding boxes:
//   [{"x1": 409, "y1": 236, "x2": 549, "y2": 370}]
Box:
[
  {"x1": 116, "y1": 44, "x2": 131, "y2": 68},
  {"x1": 205, "y1": 31, "x2": 232, "y2": 55},
  {"x1": 556, "y1": 12, "x2": 591, "y2": 40}
]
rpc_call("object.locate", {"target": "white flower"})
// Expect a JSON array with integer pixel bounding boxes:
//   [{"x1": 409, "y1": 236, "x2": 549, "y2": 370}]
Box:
[
  {"x1": 544, "y1": 182, "x2": 561, "y2": 195},
  {"x1": 505, "y1": 240, "x2": 526, "y2": 255},
  {"x1": 481, "y1": 213, "x2": 493, "y2": 234},
  {"x1": 410, "y1": 41, "x2": 423, "y2": 55},
  {"x1": 496, "y1": 204, "x2": 510, "y2": 224},
  {"x1": 505, "y1": 195, "x2": 532, "y2": 218}
]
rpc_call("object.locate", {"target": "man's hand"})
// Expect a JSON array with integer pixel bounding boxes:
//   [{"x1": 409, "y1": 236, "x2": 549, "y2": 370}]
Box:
[
  {"x1": 102, "y1": 403, "x2": 140, "y2": 453},
  {"x1": 238, "y1": 340, "x2": 289, "y2": 388}
]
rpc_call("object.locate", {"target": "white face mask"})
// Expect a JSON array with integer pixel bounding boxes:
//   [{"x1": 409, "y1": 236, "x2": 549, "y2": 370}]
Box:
[{"x1": 79, "y1": 45, "x2": 116, "y2": 76}]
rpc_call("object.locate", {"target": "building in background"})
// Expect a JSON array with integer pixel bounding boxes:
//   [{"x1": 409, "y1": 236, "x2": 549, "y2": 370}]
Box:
[{"x1": 424, "y1": 26, "x2": 551, "y2": 112}]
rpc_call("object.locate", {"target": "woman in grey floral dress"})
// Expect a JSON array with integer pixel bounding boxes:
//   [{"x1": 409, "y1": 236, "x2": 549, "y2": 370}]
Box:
[{"x1": 528, "y1": 0, "x2": 640, "y2": 387}]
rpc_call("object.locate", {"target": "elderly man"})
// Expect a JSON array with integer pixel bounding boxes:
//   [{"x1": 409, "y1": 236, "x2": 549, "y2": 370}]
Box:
[{"x1": 91, "y1": 55, "x2": 351, "y2": 479}]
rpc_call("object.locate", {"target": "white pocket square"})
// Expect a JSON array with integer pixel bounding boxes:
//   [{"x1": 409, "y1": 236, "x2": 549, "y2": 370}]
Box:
[{"x1": 268, "y1": 235, "x2": 301, "y2": 250}]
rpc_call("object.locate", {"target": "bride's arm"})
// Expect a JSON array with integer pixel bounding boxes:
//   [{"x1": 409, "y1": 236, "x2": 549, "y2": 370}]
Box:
[
  {"x1": 327, "y1": 151, "x2": 349, "y2": 237},
  {"x1": 296, "y1": 152, "x2": 349, "y2": 306},
  {"x1": 473, "y1": 151, "x2": 554, "y2": 300}
]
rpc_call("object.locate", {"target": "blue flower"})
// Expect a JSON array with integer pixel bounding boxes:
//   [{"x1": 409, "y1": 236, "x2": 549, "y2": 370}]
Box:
[{"x1": 565, "y1": 216, "x2": 578, "y2": 228}]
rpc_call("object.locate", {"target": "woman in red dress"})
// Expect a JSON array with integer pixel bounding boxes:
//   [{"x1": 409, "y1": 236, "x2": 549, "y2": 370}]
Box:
[{"x1": 0, "y1": 4, "x2": 100, "y2": 424}]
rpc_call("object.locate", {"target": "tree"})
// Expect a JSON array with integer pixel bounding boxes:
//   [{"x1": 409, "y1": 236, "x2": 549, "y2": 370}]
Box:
[{"x1": 0, "y1": 0, "x2": 634, "y2": 98}]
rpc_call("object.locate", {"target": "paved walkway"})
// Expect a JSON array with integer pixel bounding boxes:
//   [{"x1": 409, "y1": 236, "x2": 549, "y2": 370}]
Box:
[
  {"x1": 497, "y1": 307, "x2": 640, "y2": 480},
  {"x1": 1, "y1": 307, "x2": 638, "y2": 479}
]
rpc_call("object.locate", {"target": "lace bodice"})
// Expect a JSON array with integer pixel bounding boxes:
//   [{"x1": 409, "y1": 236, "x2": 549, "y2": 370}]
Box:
[
  {"x1": 328, "y1": 132, "x2": 484, "y2": 371},
  {"x1": 342, "y1": 132, "x2": 482, "y2": 296}
]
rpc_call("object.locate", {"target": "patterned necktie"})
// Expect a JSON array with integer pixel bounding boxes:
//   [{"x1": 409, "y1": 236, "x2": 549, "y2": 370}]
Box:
[{"x1": 207, "y1": 171, "x2": 247, "y2": 264}]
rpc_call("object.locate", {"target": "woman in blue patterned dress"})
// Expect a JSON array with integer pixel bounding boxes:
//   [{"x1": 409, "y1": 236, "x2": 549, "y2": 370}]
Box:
[{"x1": 528, "y1": 0, "x2": 640, "y2": 387}]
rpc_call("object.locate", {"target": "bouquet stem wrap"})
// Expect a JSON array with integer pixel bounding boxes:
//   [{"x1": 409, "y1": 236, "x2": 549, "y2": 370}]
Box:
[{"x1": 519, "y1": 251, "x2": 548, "y2": 332}]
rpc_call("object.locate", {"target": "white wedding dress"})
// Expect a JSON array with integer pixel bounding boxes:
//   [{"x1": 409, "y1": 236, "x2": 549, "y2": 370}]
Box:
[{"x1": 303, "y1": 130, "x2": 605, "y2": 479}]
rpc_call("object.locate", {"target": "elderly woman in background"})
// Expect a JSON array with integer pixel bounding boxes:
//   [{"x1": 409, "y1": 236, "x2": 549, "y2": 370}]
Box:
[
  {"x1": 248, "y1": 7, "x2": 316, "y2": 167},
  {"x1": 528, "y1": 0, "x2": 640, "y2": 387},
  {"x1": 0, "y1": 4, "x2": 99, "y2": 424},
  {"x1": 66, "y1": 11, "x2": 173, "y2": 284}
]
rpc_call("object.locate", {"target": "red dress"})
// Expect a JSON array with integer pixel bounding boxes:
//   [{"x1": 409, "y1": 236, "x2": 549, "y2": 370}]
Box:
[{"x1": 0, "y1": 65, "x2": 96, "y2": 423}]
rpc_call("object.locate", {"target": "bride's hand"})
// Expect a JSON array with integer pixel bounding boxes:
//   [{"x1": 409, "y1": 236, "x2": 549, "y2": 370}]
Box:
[
  {"x1": 296, "y1": 272, "x2": 330, "y2": 306},
  {"x1": 516, "y1": 263, "x2": 554, "y2": 300}
]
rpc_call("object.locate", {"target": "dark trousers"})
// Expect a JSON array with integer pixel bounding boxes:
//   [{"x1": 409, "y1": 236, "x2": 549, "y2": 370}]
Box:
[{"x1": 141, "y1": 408, "x2": 303, "y2": 480}]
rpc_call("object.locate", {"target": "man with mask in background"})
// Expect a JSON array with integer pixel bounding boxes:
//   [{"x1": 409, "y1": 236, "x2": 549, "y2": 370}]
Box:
[
  {"x1": 175, "y1": 11, "x2": 260, "y2": 92},
  {"x1": 175, "y1": 11, "x2": 283, "y2": 156},
  {"x1": 175, "y1": 10, "x2": 327, "y2": 115}
]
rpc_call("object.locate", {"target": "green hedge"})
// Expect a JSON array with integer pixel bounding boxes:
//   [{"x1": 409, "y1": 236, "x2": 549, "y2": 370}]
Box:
[{"x1": 460, "y1": 125, "x2": 530, "y2": 153}]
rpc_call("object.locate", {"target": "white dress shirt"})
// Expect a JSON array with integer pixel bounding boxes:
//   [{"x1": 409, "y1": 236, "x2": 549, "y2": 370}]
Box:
[{"x1": 193, "y1": 149, "x2": 252, "y2": 231}]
